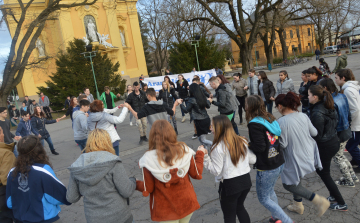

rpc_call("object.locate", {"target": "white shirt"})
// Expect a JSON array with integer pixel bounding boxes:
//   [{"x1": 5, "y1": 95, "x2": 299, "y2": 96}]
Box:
[{"x1": 203, "y1": 141, "x2": 253, "y2": 183}]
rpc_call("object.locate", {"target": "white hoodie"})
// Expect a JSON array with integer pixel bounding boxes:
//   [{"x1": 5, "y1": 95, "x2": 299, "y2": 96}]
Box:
[{"x1": 343, "y1": 81, "x2": 360, "y2": 131}]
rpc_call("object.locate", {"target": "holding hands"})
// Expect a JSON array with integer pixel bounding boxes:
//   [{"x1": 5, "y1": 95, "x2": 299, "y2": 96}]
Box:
[
  {"x1": 56, "y1": 118, "x2": 61, "y2": 123},
  {"x1": 117, "y1": 93, "x2": 121, "y2": 98},
  {"x1": 207, "y1": 98, "x2": 213, "y2": 103},
  {"x1": 197, "y1": 145, "x2": 208, "y2": 155},
  {"x1": 175, "y1": 99, "x2": 183, "y2": 105}
]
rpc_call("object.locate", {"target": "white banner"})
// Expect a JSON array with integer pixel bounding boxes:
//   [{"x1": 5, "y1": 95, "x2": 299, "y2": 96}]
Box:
[{"x1": 143, "y1": 69, "x2": 217, "y2": 92}]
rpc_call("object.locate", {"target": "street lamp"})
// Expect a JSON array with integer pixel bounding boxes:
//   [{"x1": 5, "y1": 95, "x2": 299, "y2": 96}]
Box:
[
  {"x1": 191, "y1": 35, "x2": 201, "y2": 71},
  {"x1": 81, "y1": 44, "x2": 100, "y2": 100}
]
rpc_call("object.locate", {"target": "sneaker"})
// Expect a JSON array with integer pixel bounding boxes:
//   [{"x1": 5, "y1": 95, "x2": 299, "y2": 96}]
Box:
[
  {"x1": 339, "y1": 176, "x2": 359, "y2": 183},
  {"x1": 350, "y1": 159, "x2": 359, "y2": 167},
  {"x1": 51, "y1": 150, "x2": 59, "y2": 155},
  {"x1": 335, "y1": 179, "x2": 355, "y2": 187},
  {"x1": 192, "y1": 134, "x2": 198, "y2": 139},
  {"x1": 269, "y1": 217, "x2": 282, "y2": 223},
  {"x1": 329, "y1": 203, "x2": 348, "y2": 211},
  {"x1": 327, "y1": 196, "x2": 336, "y2": 203},
  {"x1": 181, "y1": 116, "x2": 186, "y2": 123},
  {"x1": 130, "y1": 122, "x2": 133, "y2": 126}
]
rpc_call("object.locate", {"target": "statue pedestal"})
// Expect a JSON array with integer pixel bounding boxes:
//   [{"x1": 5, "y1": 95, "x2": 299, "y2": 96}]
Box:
[{"x1": 224, "y1": 60, "x2": 232, "y2": 72}]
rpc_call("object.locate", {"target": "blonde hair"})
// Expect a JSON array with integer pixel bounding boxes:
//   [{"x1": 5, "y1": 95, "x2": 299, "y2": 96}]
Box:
[
  {"x1": 84, "y1": 129, "x2": 116, "y2": 155},
  {"x1": 163, "y1": 81, "x2": 170, "y2": 93}
]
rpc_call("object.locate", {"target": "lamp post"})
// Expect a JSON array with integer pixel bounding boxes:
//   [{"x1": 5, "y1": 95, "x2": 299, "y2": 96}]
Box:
[
  {"x1": 191, "y1": 35, "x2": 201, "y2": 71},
  {"x1": 349, "y1": 31, "x2": 353, "y2": 54},
  {"x1": 81, "y1": 44, "x2": 100, "y2": 100}
]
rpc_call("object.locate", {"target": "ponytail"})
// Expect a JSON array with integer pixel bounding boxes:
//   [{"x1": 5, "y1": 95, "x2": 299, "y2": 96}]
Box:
[{"x1": 309, "y1": 85, "x2": 334, "y2": 110}]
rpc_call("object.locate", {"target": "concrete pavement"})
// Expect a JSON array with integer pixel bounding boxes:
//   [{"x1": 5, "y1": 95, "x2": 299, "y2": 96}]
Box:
[{"x1": 17, "y1": 54, "x2": 360, "y2": 222}]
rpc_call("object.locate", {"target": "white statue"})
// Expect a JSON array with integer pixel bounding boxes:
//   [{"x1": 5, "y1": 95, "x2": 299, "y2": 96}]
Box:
[
  {"x1": 87, "y1": 20, "x2": 98, "y2": 42},
  {"x1": 120, "y1": 30, "x2": 126, "y2": 47},
  {"x1": 97, "y1": 32, "x2": 114, "y2": 48},
  {"x1": 36, "y1": 38, "x2": 45, "y2": 57},
  {"x1": 82, "y1": 36, "x2": 90, "y2": 45}
]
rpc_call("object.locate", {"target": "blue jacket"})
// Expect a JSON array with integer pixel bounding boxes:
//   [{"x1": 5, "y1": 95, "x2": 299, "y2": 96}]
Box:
[
  {"x1": 6, "y1": 164, "x2": 71, "y2": 223},
  {"x1": 15, "y1": 119, "x2": 38, "y2": 137},
  {"x1": 30, "y1": 116, "x2": 56, "y2": 139},
  {"x1": 332, "y1": 92, "x2": 351, "y2": 132}
]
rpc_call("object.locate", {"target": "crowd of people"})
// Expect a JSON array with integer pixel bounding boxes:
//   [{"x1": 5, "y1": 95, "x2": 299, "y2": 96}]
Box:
[{"x1": 1, "y1": 50, "x2": 360, "y2": 223}]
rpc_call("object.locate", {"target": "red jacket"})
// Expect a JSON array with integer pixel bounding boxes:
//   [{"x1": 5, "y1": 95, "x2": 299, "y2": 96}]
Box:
[{"x1": 136, "y1": 150, "x2": 204, "y2": 221}]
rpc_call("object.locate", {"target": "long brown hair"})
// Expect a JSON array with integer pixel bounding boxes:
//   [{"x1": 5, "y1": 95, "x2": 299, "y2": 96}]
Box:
[
  {"x1": 13, "y1": 135, "x2": 52, "y2": 177},
  {"x1": 70, "y1": 96, "x2": 77, "y2": 108},
  {"x1": 245, "y1": 95, "x2": 276, "y2": 123},
  {"x1": 33, "y1": 106, "x2": 46, "y2": 118},
  {"x1": 309, "y1": 85, "x2": 334, "y2": 110},
  {"x1": 84, "y1": 129, "x2": 115, "y2": 155},
  {"x1": 148, "y1": 120, "x2": 187, "y2": 167},
  {"x1": 211, "y1": 115, "x2": 248, "y2": 166}
]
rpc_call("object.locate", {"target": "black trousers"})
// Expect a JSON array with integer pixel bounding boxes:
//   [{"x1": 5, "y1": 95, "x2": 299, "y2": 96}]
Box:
[
  {"x1": 316, "y1": 138, "x2": 345, "y2": 205},
  {"x1": 219, "y1": 187, "x2": 251, "y2": 223},
  {"x1": 43, "y1": 106, "x2": 52, "y2": 119},
  {"x1": 236, "y1": 96, "x2": 246, "y2": 123},
  {"x1": 0, "y1": 207, "x2": 14, "y2": 223}
]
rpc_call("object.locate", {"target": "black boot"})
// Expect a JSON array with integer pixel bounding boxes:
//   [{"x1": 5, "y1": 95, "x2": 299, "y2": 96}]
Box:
[
  {"x1": 143, "y1": 136, "x2": 148, "y2": 142},
  {"x1": 139, "y1": 136, "x2": 144, "y2": 145},
  {"x1": 51, "y1": 150, "x2": 59, "y2": 155}
]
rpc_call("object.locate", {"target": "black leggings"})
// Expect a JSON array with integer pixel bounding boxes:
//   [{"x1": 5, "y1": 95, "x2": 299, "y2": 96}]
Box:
[
  {"x1": 236, "y1": 96, "x2": 246, "y2": 123},
  {"x1": 220, "y1": 187, "x2": 251, "y2": 223}
]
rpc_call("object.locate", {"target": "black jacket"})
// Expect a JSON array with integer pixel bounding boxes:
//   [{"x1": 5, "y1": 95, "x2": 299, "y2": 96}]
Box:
[
  {"x1": 157, "y1": 88, "x2": 178, "y2": 108},
  {"x1": 175, "y1": 80, "x2": 189, "y2": 99},
  {"x1": 212, "y1": 84, "x2": 234, "y2": 115},
  {"x1": 299, "y1": 82, "x2": 310, "y2": 109},
  {"x1": 125, "y1": 90, "x2": 148, "y2": 112},
  {"x1": 64, "y1": 99, "x2": 71, "y2": 109},
  {"x1": 309, "y1": 101, "x2": 338, "y2": 143},
  {"x1": 315, "y1": 49, "x2": 321, "y2": 55},
  {"x1": 248, "y1": 122, "x2": 285, "y2": 170},
  {"x1": 258, "y1": 79, "x2": 275, "y2": 103},
  {"x1": 180, "y1": 97, "x2": 211, "y2": 120},
  {"x1": 30, "y1": 116, "x2": 56, "y2": 139},
  {"x1": 9, "y1": 109, "x2": 20, "y2": 119}
]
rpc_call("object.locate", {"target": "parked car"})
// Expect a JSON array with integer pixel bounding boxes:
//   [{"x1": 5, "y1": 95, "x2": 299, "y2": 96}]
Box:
[
  {"x1": 337, "y1": 44, "x2": 348, "y2": 49},
  {"x1": 351, "y1": 42, "x2": 360, "y2": 49},
  {"x1": 323, "y1": 46, "x2": 338, "y2": 54}
]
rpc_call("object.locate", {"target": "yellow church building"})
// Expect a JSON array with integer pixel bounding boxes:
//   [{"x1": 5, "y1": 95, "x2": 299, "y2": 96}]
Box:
[{"x1": 3, "y1": 0, "x2": 147, "y2": 99}]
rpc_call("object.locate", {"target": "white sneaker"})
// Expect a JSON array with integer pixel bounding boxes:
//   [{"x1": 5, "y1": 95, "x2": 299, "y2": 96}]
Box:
[
  {"x1": 130, "y1": 122, "x2": 133, "y2": 126},
  {"x1": 181, "y1": 116, "x2": 186, "y2": 123}
]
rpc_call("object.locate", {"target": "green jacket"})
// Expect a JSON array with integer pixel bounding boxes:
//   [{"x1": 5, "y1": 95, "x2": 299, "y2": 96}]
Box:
[
  {"x1": 332, "y1": 54, "x2": 347, "y2": 73},
  {"x1": 100, "y1": 92, "x2": 118, "y2": 109}
]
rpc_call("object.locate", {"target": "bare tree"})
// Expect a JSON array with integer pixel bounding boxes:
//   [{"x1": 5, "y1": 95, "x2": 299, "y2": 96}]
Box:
[
  {"x1": 0, "y1": 0, "x2": 101, "y2": 106},
  {"x1": 185, "y1": 0, "x2": 283, "y2": 74}
]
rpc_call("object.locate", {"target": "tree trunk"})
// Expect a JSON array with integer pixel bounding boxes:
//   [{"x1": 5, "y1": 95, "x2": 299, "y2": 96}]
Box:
[
  {"x1": 277, "y1": 28, "x2": 287, "y2": 60},
  {"x1": 264, "y1": 47, "x2": 273, "y2": 67},
  {"x1": 239, "y1": 43, "x2": 252, "y2": 75},
  {"x1": 328, "y1": 28, "x2": 332, "y2": 46}
]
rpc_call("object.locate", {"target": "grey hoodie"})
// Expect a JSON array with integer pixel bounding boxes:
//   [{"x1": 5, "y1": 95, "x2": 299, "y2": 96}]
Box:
[
  {"x1": 73, "y1": 110, "x2": 88, "y2": 140},
  {"x1": 275, "y1": 78, "x2": 295, "y2": 97},
  {"x1": 67, "y1": 151, "x2": 136, "y2": 223}
]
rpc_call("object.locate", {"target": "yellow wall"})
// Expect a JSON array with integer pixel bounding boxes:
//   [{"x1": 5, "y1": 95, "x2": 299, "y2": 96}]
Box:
[
  {"x1": 3, "y1": 0, "x2": 147, "y2": 98},
  {"x1": 231, "y1": 24, "x2": 317, "y2": 66}
]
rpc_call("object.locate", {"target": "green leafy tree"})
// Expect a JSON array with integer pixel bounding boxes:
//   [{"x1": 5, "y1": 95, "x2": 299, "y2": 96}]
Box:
[
  {"x1": 168, "y1": 37, "x2": 227, "y2": 74},
  {"x1": 38, "y1": 38, "x2": 126, "y2": 110}
]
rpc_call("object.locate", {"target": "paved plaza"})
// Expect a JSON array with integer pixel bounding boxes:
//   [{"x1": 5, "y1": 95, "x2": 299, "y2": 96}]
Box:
[{"x1": 21, "y1": 53, "x2": 360, "y2": 222}]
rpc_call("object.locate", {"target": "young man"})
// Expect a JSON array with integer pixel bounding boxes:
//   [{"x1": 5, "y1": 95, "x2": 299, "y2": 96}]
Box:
[
  {"x1": 125, "y1": 88, "x2": 181, "y2": 134},
  {"x1": 73, "y1": 100, "x2": 90, "y2": 151},
  {"x1": 100, "y1": 86, "x2": 121, "y2": 109},
  {"x1": 315, "y1": 48, "x2": 321, "y2": 60},
  {"x1": 207, "y1": 77, "x2": 238, "y2": 133},
  {"x1": 63, "y1": 96, "x2": 71, "y2": 110},
  {"x1": 126, "y1": 82, "x2": 148, "y2": 144},
  {"x1": 72, "y1": 94, "x2": 88, "y2": 115},
  {"x1": 84, "y1": 87, "x2": 94, "y2": 103},
  {"x1": 332, "y1": 50, "x2": 347, "y2": 74},
  {"x1": 335, "y1": 69, "x2": 360, "y2": 173},
  {"x1": 0, "y1": 107, "x2": 21, "y2": 156},
  {"x1": 244, "y1": 69, "x2": 258, "y2": 95},
  {"x1": 9, "y1": 106, "x2": 20, "y2": 126},
  {"x1": 28, "y1": 100, "x2": 39, "y2": 116},
  {"x1": 15, "y1": 111, "x2": 39, "y2": 138},
  {"x1": 0, "y1": 126, "x2": 16, "y2": 223},
  {"x1": 39, "y1": 92, "x2": 52, "y2": 119},
  {"x1": 215, "y1": 67, "x2": 223, "y2": 76},
  {"x1": 22, "y1": 96, "x2": 31, "y2": 107}
]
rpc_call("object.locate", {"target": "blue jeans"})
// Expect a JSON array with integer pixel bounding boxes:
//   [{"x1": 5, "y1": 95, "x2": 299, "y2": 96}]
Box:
[
  {"x1": 41, "y1": 137, "x2": 55, "y2": 152},
  {"x1": 316, "y1": 55, "x2": 320, "y2": 60},
  {"x1": 75, "y1": 139, "x2": 87, "y2": 153},
  {"x1": 346, "y1": 131, "x2": 360, "y2": 166},
  {"x1": 13, "y1": 145, "x2": 18, "y2": 158},
  {"x1": 265, "y1": 101, "x2": 273, "y2": 114},
  {"x1": 114, "y1": 145, "x2": 119, "y2": 156},
  {"x1": 181, "y1": 100, "x2": 189, "y2": 117},
  {"x1": 256, "y1": 164, "x2": 292, "y2": 223},
  {"x1": 231, "y1": 111, "x2": 239, "y2": 135}
]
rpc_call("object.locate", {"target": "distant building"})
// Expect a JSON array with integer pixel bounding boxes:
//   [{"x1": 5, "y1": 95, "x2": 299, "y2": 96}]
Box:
[{"x1": 231, "y1": 18, "x2": 316, "y2": 66}]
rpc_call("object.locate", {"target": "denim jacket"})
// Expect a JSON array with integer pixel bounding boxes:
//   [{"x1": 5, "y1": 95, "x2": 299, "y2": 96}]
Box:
[{"x1": 332, "y1": 92, "x2": 351, "y2": 132}]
